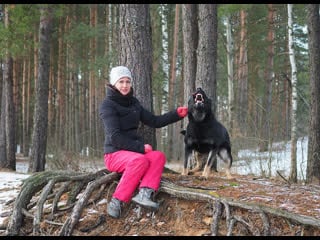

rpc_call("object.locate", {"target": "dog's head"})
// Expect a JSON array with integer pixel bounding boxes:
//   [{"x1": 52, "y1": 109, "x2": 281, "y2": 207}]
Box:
[{"x1": 187, "y1": 87, "x2": 212, "y2": 122}]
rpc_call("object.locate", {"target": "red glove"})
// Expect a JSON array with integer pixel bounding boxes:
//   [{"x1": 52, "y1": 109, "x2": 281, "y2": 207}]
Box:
[
  {"x1": 144, "y1": 144, "x2": 153, "y2": 153},
  {"x1": 177, "y1": 106, "x2": 188, "y2": 118}
]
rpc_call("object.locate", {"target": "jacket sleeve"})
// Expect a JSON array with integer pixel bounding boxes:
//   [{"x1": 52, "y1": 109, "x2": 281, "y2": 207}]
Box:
[
  {"x1": 139, "y1": 104, "x2": 183, "y2": 128},
  {"x1": 99, "y1": 100, "x2": 145, "y2": 153}
]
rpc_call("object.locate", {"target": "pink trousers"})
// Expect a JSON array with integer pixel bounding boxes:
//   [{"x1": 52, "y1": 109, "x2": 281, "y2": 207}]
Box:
[{"x1": 104, "y1": 150, "x2": 166, "y2": 203}]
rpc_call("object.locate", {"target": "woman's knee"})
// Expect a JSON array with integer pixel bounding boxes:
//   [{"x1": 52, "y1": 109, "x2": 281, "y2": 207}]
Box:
[
  {"x1": 130, "y1": 156, "x2": 150, "y2": 170},
  {"x1": 150, "y1": 150, "x2": 166, "y2": 165}
]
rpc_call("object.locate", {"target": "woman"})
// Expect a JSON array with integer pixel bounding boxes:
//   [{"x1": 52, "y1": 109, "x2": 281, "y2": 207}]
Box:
[{"x1": 99, "y1": 66, "x2": 188, "y2": 218}]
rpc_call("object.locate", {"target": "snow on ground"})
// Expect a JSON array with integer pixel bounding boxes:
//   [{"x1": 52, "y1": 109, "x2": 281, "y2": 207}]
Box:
[
  {"x1": 0, "y1": 171, "x2": 30, "y2": 230},
  {"x1": 233, "y1": 136, "x2": 308, "y2": 181}
]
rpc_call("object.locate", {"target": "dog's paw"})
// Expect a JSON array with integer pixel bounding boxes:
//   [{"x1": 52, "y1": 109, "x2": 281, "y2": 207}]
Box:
[
  {"x1": 198, "y1": 175, "x2": 209, "y2": 181},
  {"x1": 181, "y1": 169, "x2": 189, "y2": 176},
  {"x1": 226, "y1": 175, "x2": 235, "y2": 180},
  {"x1": 201, "y1": 172, "x2": 210, "y2": 180},
  {"x1": 201, "y1": 166, "x2": 211, "y2": 179},
  {"x1": 226, "y1": 170, "x2": 234, "y2": 180}
]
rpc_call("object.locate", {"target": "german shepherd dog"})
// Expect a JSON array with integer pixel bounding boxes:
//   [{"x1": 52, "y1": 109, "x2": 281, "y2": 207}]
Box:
[{"x1": 181, "y1": 87, "x2": 233, "y2": 179}]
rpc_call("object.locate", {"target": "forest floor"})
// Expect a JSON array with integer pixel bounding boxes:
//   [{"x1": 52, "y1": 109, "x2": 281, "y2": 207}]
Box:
[
  {"x1": 1, "y1": 158, "x2": 320, "y2": 236},
  {"x1": 73, "y1": 171, "x2": 320, "y2": 236}
]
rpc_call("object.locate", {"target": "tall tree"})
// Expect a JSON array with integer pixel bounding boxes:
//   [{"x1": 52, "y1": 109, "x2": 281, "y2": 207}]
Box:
[
  {"x1": 287, "y1": 4, "x2": 298, "y2": 183},
  {"x1": 89, "y1": 4, "x2": 97, "y2": 155},
  {"x1": 167, "y1": 4, "x2": 180, "y2": 160},
  {"x1": 306, "y1": 4, "x2": 320, "y2": 184},
  {"x1": 56, "y1": 15, "x2": 66, "y2": 150},
  {"x1": 225, "y1": 14, "x2": 234, "y2": 131},
  {"x1": 236, "y1": 9, "x2": 248, "y2": 133},
  {"x1": 28, "y1": 4, "x2": 53, "y2": 172},
  {"x1": 196, "y1": 4, "x2": 218, "y2": 113},
  {"x1": 119, "y1": 4, "x2": 155, "y2": 146},
  {"x1": 22, "y1": 41, "x2": 31, "y2": 157},
  {"x1": 182, "y1": 4, "x2": 198, "y2": 128},
  {"x1": 150, "y1": 4, "x2": 166, "y2": 151},
  {"x1": 260, "y1": 4, "x2": 276, "y2": 173},
  {"x1": 0, "y1": 4, "x2": 16, "y2": 170}
]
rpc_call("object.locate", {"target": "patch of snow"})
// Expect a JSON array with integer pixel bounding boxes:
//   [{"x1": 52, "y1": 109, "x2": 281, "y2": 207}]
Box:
[
  {"x1": 233, "y1": 136, "x2": 308, "y2": 181},
  {"x1": 0, "y1": 172, "x2": 30, "y2": 229}
]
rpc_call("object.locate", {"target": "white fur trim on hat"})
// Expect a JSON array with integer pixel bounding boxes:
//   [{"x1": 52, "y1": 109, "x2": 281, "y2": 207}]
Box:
[{"x1": 110, "y1": 66, "x2": 132, "y2": 85}]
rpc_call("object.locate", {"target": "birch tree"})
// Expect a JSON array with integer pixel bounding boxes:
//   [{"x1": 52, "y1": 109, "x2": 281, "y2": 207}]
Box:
[
  {"x1": 287, "y1": 4, "x2": 298, "y2": 183},
  {"x1": 226, "y1": 15, "x2": 234, "y2": 131}
]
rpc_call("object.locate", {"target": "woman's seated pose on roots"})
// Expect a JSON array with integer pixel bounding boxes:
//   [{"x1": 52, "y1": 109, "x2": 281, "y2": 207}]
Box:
[{"x1": 99, "y1": 66, "x2": 188, "y2": 218}]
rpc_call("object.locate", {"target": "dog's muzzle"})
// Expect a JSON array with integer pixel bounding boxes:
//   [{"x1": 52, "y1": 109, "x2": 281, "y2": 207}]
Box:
[{"x1": 194, "y1": 93, "x2": 204, "y2": 105}]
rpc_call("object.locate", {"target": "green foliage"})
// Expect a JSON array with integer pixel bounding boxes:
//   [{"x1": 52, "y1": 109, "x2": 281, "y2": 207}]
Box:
[
  {"x1": 0, "y1": 5, "x2": 39, "y2": 58},
  {"x1": 218, "y1": 4, "x2": 252, "y2": 18},
  {"x1": 64, "y1": 22, "x2": 105, "y2": 43}
]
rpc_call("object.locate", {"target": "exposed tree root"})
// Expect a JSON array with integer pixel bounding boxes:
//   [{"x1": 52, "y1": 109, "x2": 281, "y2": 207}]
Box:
[
  {"x1": 4, "y1": 170, "x2": 320, "y2": 236},
  {"x1": 160, "y1": 178, "x2": 320, "y2": 235}
]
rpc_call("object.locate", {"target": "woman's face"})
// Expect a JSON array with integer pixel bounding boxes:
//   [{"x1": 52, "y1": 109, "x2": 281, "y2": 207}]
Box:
[{"x1": 114, "y1": 77, "x2": 132, "y2": 95}]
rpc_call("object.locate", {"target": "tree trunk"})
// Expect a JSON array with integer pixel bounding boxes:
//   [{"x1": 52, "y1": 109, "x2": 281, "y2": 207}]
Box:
[
  {"x1": 89, "y1": 4, "x2": 97, "y2": 156},
  {"x1": 287, "y1": 4, "x2": 298, "y2": 183},
  {"x1": 226, "y1": 15, "x2": 234, "y2": 132},
  {"x1": 29, "y1": 5, "x2": 53, "y2": 172},
  {"x1": 0, "y1": 75, "x2": 7, "y2": 166},
  {"x1": 0, "y1": 4, "x2": 16, "y2": 170},
  {"x1": 150, "y1": 4, "x2": 165, "y2": 151},
  {"x1": 119, "y1": 4, "x2": 155, "y2": 146},
  {"x1": 259, "y1": 4, "x2": 275, "y2": 154},
  {"x1": 182, "y1": 4, "x2": 198, "y2": 129},
  {"x1": 167, "y1": 4, "x2": 180, "y2": 160},
  {"x1": 237, "y1": 9, "x2": 248, "y2": 135},
  {"x1": 56, "y1": 16, "x2": 66, "y2": 151},
  {"x1": 306, "y1": 4, "x2": 320, "y2": 184},
  {"x1": 196, "y1": 4, "x2": 218, "y2": 114}
]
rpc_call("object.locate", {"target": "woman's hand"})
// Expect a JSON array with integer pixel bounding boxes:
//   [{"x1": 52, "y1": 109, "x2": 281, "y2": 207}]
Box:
[
  {"x1": 177, "y1": 106, "x2": 188, "y2": 118},
  {"x1": 144, "y1": 144, "x2": 153, "y2": 153}
]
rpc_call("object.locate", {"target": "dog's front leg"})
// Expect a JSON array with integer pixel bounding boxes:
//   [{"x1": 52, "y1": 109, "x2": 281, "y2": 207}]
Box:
[
  {"x1": 202, "y1": 150, "x2": 215, "y2": 179},
  {"x1": 182, "y1": 149, "x2": 192, "y2": 176},
  {"x1": 189, "y1": 151, "x2": 201, "y2": 173}
]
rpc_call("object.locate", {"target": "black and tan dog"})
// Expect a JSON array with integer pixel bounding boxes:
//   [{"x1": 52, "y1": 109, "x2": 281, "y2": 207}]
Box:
[{"x1": 181, "y1": 87, "x2": 233, "y2": 179}]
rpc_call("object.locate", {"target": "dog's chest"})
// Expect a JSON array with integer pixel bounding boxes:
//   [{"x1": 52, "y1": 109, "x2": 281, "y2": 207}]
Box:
[{"x1": 185, "y1": 124, "x2": 215, "y2": 150}]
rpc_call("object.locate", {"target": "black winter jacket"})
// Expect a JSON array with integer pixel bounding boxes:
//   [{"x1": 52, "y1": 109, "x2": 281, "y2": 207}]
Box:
[{"x1": 99, "y1": 85, "x2": 183, "y2": 154}]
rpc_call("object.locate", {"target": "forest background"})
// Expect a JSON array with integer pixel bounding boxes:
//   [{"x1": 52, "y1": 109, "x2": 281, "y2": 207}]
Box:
[{"x1": 0, "y1": 4, "x2": 319, "y2": 184}]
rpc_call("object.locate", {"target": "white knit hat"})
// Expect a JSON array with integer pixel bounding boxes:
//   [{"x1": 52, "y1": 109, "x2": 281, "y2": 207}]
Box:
[{"x1": 109, "y1": 66, "x2": 132, "y2": 85}]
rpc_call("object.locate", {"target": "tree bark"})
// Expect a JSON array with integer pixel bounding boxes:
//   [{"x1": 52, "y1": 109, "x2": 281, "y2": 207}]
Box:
[
  {"x1": 119, "y1": 4, "x2": 155, "y2": 146},
  {"x1": 196, "y1": 4, "x2": 218, "y2": 114},
  {"x1": 237, "y1": 9, "x2": 248, "y2": 133},
  {"x1": 306, "y1": 4, "x2": 320, "y2": 184},
  {"x1": 182, "y1": 4, "x2": 198, "y2": 128},
  {"x1": 0, "y1": 4, "x2": 16, "y2": 170},
  {"x1": 287, "y1": 4, "x2": 298, "y2": 183},
  {"x1": 28, "y1": 5, "x2": 53, "y2": 172},
  {"x1": 226, "y1": 15, "x2": 234, "y2": 132}
]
